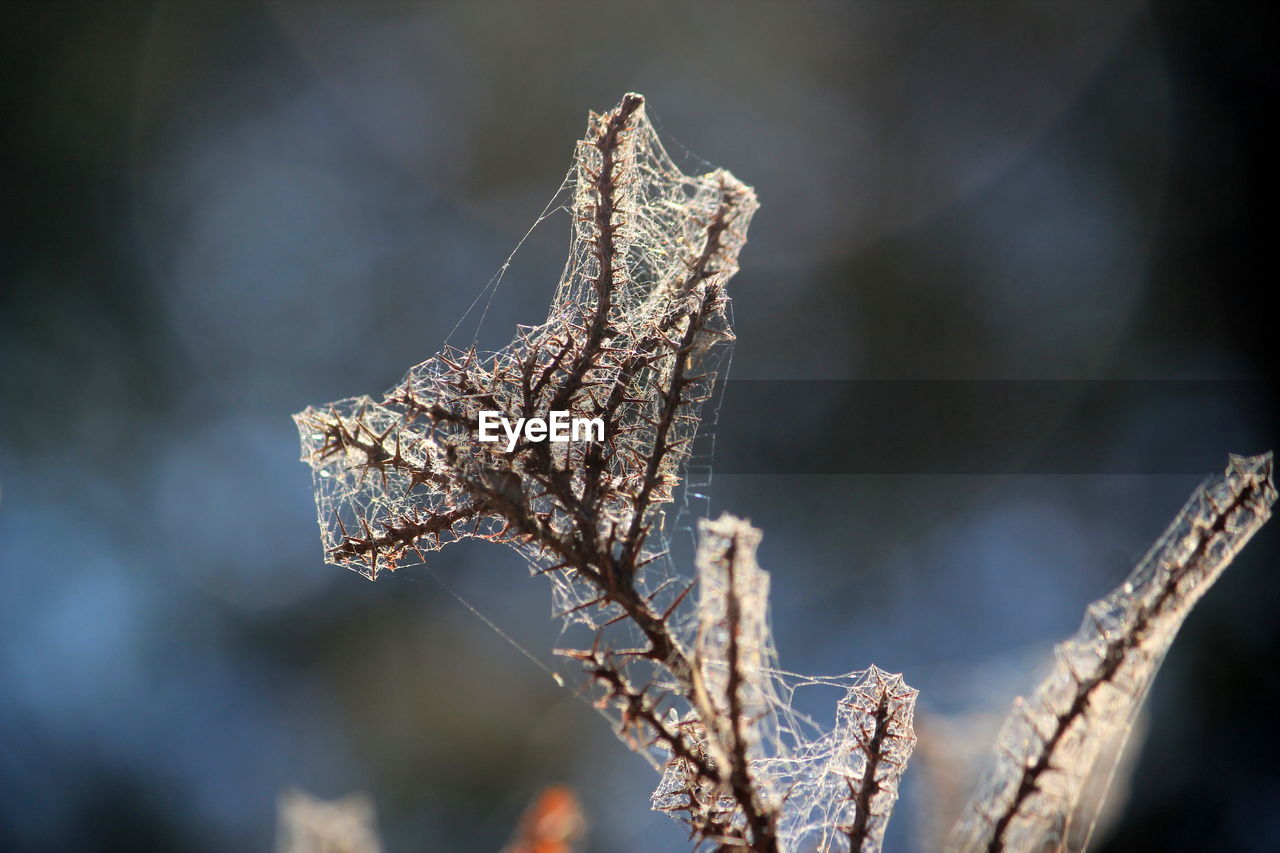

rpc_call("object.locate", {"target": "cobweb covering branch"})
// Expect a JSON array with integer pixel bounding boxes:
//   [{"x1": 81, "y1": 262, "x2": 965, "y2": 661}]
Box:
[
  {"x1": 292, "y1": 94, "x2": 755, "y2": 630},
  {"x1": 947, "y1": 452, "x2": 1276, "y2": 853},
  {"x1": 290, "y1": 92, "x2": 1277, "y2": 853},
  {"x1": 651, "y1": 514, "x2": 919, "y2": 853},
  {"x1": 292, "y1": 94, "x2": 926, "y2": 853}
]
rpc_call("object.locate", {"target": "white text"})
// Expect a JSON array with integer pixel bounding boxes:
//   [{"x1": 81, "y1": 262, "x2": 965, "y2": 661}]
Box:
[{"x1": 477, "y1": 411, "x2": 605, "y2": 452}]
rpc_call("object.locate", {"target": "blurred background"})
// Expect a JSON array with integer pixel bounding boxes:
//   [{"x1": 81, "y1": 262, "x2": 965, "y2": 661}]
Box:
[{"x1": 2, "y1": 2, "x2": 1278, "y2": 851}]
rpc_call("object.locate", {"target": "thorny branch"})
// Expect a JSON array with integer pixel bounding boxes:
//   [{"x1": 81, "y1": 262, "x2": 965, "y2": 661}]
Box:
[
  {"x1": 948, "y1": 453, "x2": 1276, "y2": 853},
  {"x1": 296, "y1": 94, "x2": 787, "y2": 849},
  {"x1": 839, "y1": 668, "x2": 918, "y2": 853},
  {"x1": 294, "y1": 93, "x2": 1275, "y2": 853}
]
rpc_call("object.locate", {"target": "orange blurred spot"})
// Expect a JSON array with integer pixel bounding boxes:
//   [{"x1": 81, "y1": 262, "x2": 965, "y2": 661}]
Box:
[{"x1": 503, "y1": 785, "x2": 586, "y2": 853}]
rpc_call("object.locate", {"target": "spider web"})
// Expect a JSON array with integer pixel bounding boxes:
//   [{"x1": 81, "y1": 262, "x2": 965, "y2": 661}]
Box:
[
  {"x1": 647, "y1": 514, "x2": 917, "y2": 852},
  {"x1": 947, "y1": 452, "x2": 1275, "y2": 853},
  {"x1": 293, "y1": 96, "x2": 744, "y2": 624},
  {"x1": 293, "y1": 96, "x2": 917, "y2": 852}
]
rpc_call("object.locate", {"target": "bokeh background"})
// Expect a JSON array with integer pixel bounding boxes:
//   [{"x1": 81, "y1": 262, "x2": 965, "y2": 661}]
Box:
[{"x1": 3, "y1": 2, "x2": 1278, "y2": 851}]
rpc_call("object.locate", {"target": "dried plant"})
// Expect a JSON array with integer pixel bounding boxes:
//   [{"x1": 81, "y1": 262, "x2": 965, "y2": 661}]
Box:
[
  {"x1": 293, "y1": 94, "x2": 1275, "y2": 852},
  {"x1": 946, "y1": 452, "x2": 1276, "y2": 853}
]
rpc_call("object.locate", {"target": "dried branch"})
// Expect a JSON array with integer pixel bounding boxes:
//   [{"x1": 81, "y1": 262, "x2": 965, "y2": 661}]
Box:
[
  {"x1": 947, "y1": 452, "x2": 1276, "y2": 853},
  {"x1": 688, "y1": 515, "x2": 780, "y2": 851},
  {"x1": 295, "y1": 94, "x2": 784, "y2": 847},
  {"x1": 294, "y1": 93, "x2": 923, "y2": 853},
  {"x1": 838, "y1": 668, "x2": 919, "y2": 853},
  {"x1": 292, "y1": 92, "x2": 1273, "y2": 853}
]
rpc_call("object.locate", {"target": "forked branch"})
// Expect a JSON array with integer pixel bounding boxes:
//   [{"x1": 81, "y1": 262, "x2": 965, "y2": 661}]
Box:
[{"x1": 294, "y1": 93, "x2": 1274, "y2": 853}]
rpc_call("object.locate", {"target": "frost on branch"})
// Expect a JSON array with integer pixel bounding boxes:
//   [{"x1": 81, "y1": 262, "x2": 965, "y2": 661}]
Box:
[{"x1": 947, "y1": 452, "x2": 1276, "y2": 853}]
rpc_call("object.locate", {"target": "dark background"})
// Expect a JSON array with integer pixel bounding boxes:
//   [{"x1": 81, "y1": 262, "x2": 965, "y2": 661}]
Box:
[{"x1": 2, "y1": 2, "x2": 1277, "y2": 851}]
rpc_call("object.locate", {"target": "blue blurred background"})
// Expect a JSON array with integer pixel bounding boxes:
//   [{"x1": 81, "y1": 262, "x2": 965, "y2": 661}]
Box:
[{"x1": 2, "y1": 2, "x2": 1278, "y2": 851}]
